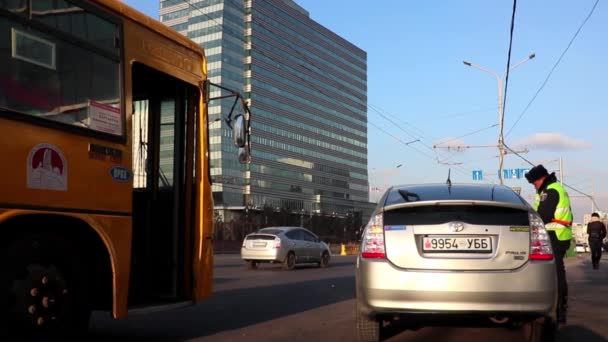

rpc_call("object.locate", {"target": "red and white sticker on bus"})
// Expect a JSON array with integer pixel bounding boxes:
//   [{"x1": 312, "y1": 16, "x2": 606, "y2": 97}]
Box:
[
  {"x1": 26, "y1": 143, "x2": 68, "y2": 191},
  {"x1": 89, "y1": 101, "x2": 122, "y2": 135}
]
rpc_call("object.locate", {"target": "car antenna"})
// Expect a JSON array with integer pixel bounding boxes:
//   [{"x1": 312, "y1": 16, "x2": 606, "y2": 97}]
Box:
[
  {"x1": 446, "y1": 168, "x2": 452, "y2": 194},
  {"x1": 446, "y1": 168, "x2": 452, "y2": 187}
]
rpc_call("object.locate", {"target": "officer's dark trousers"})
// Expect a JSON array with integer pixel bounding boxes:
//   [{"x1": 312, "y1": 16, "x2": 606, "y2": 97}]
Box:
[
  {"x1": 589, "y1": 238, "x2": 602, "y2": 267},
  {"x1": 548, "y1": 231, "x2": 570, "y2": 309}
]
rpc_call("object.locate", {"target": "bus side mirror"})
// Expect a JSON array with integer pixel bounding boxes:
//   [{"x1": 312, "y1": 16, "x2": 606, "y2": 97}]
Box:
[
  {"x1": 233, "y1": 114, "x2": 246, "y2": 148},
  {"x1": 238, "y1": 147, "x2": 250, "y2": 164}
]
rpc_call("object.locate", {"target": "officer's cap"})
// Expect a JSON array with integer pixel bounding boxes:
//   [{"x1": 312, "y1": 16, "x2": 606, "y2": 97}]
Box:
[{"x1": 524, "y1": 164, "x2": 549, "y2": 184}]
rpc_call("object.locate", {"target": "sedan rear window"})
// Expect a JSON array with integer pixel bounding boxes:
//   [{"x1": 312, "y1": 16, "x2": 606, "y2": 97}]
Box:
[
  {"x1": 258, "y1": 228, "x2": 284, "y2": 235},
  {"x1": 384, "y1": 184, "x2": 528, "y2": 206},
  {"x1": 246, "y1": 235, "x2": 276, "y2": 240},
  {"x1": 384, "y1": 205, "x2": 529, "y2": 226}
]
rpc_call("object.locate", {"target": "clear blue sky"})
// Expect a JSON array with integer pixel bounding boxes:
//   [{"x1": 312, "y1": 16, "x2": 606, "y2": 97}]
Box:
[{"x1": 122, "y1": 0, "x2": 607, "y2": 221}]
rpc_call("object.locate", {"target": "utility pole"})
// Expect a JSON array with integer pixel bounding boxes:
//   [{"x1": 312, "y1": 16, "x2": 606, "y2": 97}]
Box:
[
  {"x1": 535, "y1": 157, "x2": 563, "y2": 183},
  {"x1": 463, "y1": 53, "x2": 535, "y2": 184}
]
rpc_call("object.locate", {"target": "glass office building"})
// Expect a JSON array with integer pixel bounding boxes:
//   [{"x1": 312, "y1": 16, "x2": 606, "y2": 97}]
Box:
[{"x1": 160, "y1": 0, "x2": 369, "y2": 218}]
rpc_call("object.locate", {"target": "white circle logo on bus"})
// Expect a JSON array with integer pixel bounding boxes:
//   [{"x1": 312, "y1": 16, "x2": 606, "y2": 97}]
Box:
[{"x1": 26, "y1": 143, "x2": 68, "y2": 191}]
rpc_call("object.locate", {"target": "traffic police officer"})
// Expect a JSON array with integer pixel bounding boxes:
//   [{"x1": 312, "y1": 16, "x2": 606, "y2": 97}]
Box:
[{"x1": 525, "y1": 164, "x2": 572, "y2": 324}]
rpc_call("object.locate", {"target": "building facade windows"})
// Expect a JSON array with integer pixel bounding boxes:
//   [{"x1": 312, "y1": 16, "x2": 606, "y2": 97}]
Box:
[{"x1": 161, "y1": 0, "x2": 369, "y2": 217}]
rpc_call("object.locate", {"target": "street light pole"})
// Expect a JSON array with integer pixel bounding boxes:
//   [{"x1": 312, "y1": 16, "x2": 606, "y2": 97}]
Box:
[{"x1": 463, "y1": 53, "x2": 535, "y2": 184}]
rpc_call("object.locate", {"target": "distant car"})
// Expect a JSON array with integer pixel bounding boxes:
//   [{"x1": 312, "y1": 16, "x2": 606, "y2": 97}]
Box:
[
  {"x1": 356, "y1": 183, "x2": 558, "y2": 342},
  {"x1": 241, "y1": 226, "x2": 330, "y2": 270}
]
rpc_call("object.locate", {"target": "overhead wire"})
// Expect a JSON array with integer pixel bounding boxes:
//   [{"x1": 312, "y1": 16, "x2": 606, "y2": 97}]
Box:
[
  {"x1": 406, "y1": 107, "x2": 498, "y2": 124},
  {"x1": 505, "y1": 0, "x2": 601, "y2": 137},
  {"x1": 180, "y1": 0, "x2": 500, "y2": 183},
  {"x1": 182, "y1": 1, "x2": 453, "y2": 162},
  {"x1": 503, "y1": 143, "x2": 599, "y2": 208},
  {"x1": 369, "y1": 104, "x2": 498, "y2": 147},
  {"x1": 175, "y1": 0, "x2": 606, "y2": 209},
  {"x1": 434, "y1": 124, "x2": 499, "y2": 147},
  {"x1": 456, "y1": 154, "x2": 500, "y2": 166},
  {"x1": 500, "y1": 0, "x2": 517, "y2": 140},
  {"x1": 367, "y1": 102, "x2": 501, "y2": 180},
  {"x1": 367, "y1": 104, "x2": 500, "y2": 183}
]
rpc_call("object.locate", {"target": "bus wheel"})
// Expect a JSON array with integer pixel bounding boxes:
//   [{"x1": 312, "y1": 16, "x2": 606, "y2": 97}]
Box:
[{"x1": 2, "y1": 234, "x2": 90, "y2": 339}]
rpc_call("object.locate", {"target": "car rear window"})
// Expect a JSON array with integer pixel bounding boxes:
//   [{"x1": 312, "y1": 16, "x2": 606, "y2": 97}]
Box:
[
  {"x1": 246, "y1": 234, "x2": 276, "y2": 240},
  {"x1": 384, "y1": 205, "x2": 529, "y2": 226},
  {"x1": 258, "y1": 228, "x2": 284, "y2": 235},
  {"x1": 384, "y1": 184, "x2": 528, "y2": 206}
]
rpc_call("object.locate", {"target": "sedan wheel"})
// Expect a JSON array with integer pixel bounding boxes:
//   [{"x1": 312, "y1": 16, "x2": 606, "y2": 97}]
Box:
[
  {"x1": 283, "y1": 252, "x2": 296, "y2": 270},
  {"x1": 319, "y1": 252, "x2": 330, "y2": 268}
]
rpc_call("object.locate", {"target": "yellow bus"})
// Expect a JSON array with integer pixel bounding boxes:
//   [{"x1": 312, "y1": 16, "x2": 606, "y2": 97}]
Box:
[{"x1": 0, "y1": 0, "x2": 249, "y2": 338}]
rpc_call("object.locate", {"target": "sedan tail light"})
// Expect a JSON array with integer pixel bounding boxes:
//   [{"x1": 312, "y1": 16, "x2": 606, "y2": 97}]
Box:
[
  {"x1": 361, "y1": 213, "x2": 386, "y2": 259},
  {"x1": 273, "y1": 238, "x2": 281, "y2": 249},
  {"x1": 529, "y1": 212, "x2": 553, "y2": 260}
]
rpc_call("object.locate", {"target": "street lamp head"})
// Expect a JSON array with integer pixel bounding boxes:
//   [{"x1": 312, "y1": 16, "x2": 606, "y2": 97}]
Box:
[
  {"x1": 463, "y1": 61, "x2": 472, "y2": 66},
  {"x1": 529, "y1": 53, "x2": 536, "y2": 60}
]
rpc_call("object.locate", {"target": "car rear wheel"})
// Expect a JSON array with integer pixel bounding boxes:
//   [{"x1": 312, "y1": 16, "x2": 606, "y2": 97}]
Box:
[
  {"x1": 523, "y1": 316, "x2": 557, "y2": 342},
  {"x1": 247, "y1": 261, "x2": 257, "y2": 270},
  {"x1": 356, "y1": 304, "x2": 382, "y2": 342},
  {"x1": 318, "y1": 252, "x2": 330, "y2": 268},
  {"x1": 283, "y1": 252, "x2": 296, "y2": 270}
]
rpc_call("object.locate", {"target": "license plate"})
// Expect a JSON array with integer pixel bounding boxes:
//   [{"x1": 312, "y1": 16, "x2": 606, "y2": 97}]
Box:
[
  {"x1": 422, "y1": 236, "x2": 491, "y2": 253},
  {"x1": 252, "y1": 242, "x2": 267, "y2": 248}
]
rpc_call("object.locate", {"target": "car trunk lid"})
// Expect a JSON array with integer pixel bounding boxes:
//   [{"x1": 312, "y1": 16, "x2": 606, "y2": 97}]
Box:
[
  {"x1": 244, "y1": 234, "x2": 277, "y2": 250},
  {"x1": 383, "y1": 203, "x2": 531, "y2": 271}
]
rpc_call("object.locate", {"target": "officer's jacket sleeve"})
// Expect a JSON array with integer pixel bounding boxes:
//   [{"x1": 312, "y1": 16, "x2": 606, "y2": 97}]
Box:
[{"x1": 537, "y1": 188, "x2": 559, "y2": 225}]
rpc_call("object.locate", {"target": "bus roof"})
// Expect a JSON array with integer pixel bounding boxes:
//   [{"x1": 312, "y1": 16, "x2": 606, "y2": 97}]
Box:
[{"x1": 94, "y1": 0, "x2": 206, "y2": 58}]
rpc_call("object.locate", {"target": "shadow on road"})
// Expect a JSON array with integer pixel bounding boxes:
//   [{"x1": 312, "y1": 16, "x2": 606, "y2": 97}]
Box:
[
  {"x1": 89, "y1": 275, "x2": 355, "y2": 341},
  {"x1": 214, "y1": 256, "x2": 356, "y2": 270},
  {"x1": 558, "y1": 325, "x2": 608, "y2": 342}
]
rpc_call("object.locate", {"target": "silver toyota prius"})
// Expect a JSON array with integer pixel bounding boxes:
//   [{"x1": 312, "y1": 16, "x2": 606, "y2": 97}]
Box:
[
  {"x1": 241, "y1": 226, "x2": 330, "y2": 270},
  {"x1": 356, "y1": 183, "x2": 558, "y2": 342}
]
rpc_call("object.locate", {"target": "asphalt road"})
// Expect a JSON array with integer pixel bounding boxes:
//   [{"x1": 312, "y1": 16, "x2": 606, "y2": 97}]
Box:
[{"x1": 88, "y1": 253, "x2": 608, "y2": 342}]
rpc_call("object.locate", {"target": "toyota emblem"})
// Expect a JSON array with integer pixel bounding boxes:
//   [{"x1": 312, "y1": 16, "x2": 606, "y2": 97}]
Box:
[{"x1": 449, "y1": 222, "x2": 465, "y2": 232}]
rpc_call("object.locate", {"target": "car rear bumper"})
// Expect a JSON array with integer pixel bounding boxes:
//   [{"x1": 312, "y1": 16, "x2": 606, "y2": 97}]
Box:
[
  {"x1": 241, "y1": 248, "x2": 283, "y2": 261},
  {"x1": 356, "y1": 257, "x2": 558, "y2": 318}
]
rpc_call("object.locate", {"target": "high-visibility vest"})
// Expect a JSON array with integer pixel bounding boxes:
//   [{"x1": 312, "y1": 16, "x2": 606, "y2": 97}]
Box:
[{"x1": 533, "y1": 182, "x2": 573, "y2": 241}]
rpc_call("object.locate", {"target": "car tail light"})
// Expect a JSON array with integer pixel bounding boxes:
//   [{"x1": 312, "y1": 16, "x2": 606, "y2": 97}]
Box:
[
  {"x1": 273, "y1": 238, "x2": 281, "y2": 249},
  {"x1": 361, "y1": 213, "x2": 386, "y2": 259},
  {"x1": 529, "y1": 212, "x2": 553, "y2": 260}
]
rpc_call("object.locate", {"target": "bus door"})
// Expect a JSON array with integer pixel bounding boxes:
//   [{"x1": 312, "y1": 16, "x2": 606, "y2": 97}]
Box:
[{"x1": 130, "y1": 63, "x2": 196, "y2": 305}]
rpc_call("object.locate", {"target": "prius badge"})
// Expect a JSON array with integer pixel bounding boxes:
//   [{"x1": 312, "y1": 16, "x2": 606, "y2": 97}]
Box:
[{"x1": 449, "y1": 222, "x2": 465, "y2": 233}]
